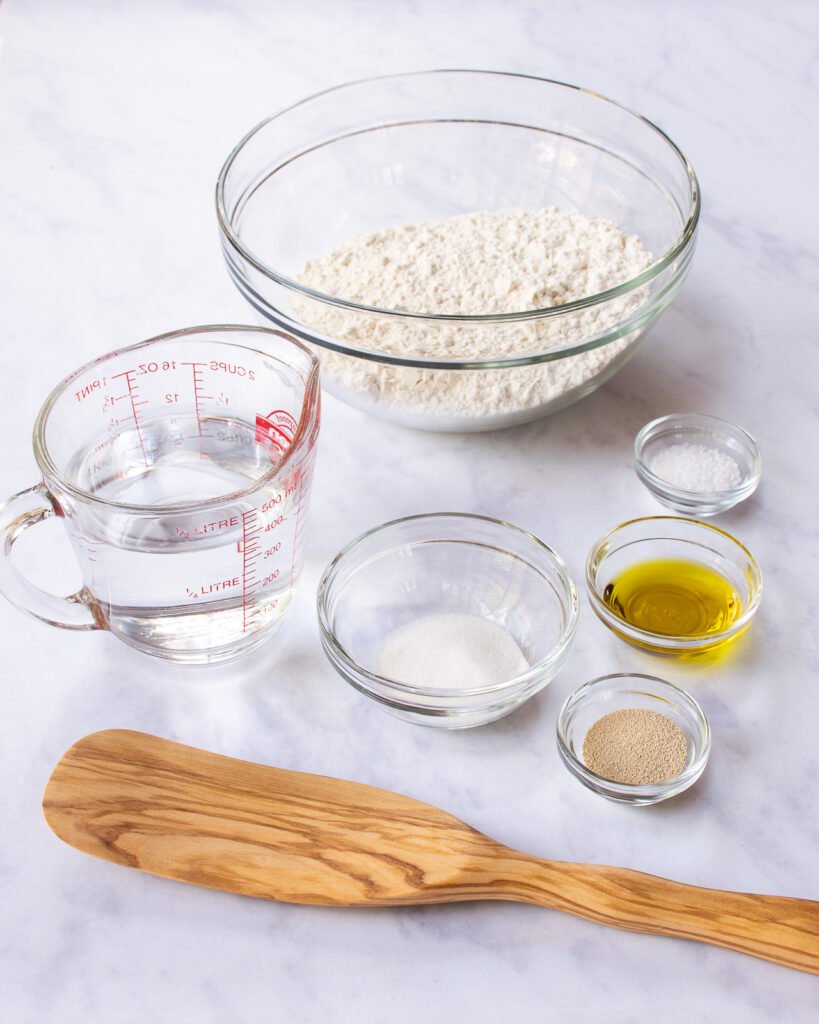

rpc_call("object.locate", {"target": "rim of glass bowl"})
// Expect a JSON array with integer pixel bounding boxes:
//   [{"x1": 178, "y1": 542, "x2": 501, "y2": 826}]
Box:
[
  {"x1": 584, "y1": 515, "x2": 764, "y2": 650},
  {"x1": 31, "y1": 324, "x2": 320, "y2": 515},
  {"x1": 555, "y1": 672, "x2": 712, "y2": 798},
  {"x1": 216, "y1": 70, "x2": 700, "y2": 351},
  {"x1": 317, "y1": 511, "x2": 579, "y2": 699},
  {"x1": 634, "y1": 413, "x2": 764, "y2": 503}
]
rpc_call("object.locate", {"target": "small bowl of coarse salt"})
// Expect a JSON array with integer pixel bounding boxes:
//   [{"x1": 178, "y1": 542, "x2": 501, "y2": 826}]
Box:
[{"x1": 634, "y1": 413, "x2": 762, "y2": 517}]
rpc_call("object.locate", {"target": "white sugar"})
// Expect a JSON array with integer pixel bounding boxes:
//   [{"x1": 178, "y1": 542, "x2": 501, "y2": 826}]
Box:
[
  {"x1": 650, "y1": 442, "x2": 742, "y2": 492},
  {"x1": 376, "y1": 613, "x2": 529, "y2": 689}
]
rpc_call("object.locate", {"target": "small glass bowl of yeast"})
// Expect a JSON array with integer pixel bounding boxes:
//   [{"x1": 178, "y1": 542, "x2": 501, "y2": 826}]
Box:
[
  {"x1": 586, "y1": 516, "x2": 762, "y2": 656},
  {"x1": 317, "y1": 513, "x2": 578, "y2": 728},
  {"x1": 634, "y1": 413, "x2": 762, "y2": 517},
  {"x1": 556, "y1": 672, "x2": 711, "y2": 804}
]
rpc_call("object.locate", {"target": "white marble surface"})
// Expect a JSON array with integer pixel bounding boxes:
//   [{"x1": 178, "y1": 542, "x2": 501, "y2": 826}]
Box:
[{"x1": 1, "y1": 1, "x2": 818, "y2": 1020}]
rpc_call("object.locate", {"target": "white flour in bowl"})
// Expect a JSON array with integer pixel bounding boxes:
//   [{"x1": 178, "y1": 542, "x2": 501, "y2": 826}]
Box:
[{"x1": 293, "y1": 208, "x2": 653, "y2": 424}]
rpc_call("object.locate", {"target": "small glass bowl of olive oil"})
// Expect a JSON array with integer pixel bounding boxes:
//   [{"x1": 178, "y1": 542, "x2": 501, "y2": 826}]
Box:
[{"x1": 586, "y1": 517, "x2": 762, "y2": 656}]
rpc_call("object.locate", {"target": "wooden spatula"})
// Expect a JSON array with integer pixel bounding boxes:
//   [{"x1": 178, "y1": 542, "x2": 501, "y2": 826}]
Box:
[{"x1": 43, "y1": 730, "x2": 819, "y2": 974}]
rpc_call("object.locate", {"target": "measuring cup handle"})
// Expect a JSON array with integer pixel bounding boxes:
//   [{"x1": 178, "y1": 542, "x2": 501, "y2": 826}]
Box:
[{"x1": 0, "y1": 483, "x2": 101, "y2": 631}]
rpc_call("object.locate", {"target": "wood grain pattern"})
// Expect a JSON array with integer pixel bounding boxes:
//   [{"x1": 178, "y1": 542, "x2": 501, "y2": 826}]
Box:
[{"x1": 43, "y1": 730, "x2": 819, "y2": 974}]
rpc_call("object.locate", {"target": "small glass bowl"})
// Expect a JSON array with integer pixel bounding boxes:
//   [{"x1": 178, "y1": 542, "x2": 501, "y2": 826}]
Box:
[
  {"x1": 317, "y1": 513, "x2": 578, "y2": 728},
  {"x1": 634, "y1": 413, "x2": 762, "y2": 516},
  {"x1": 586, "y1": 516, "x2": 763, "y2": 656},
  {"x1": 556, "y1": 673, "x2": 711, "y2": 804}
]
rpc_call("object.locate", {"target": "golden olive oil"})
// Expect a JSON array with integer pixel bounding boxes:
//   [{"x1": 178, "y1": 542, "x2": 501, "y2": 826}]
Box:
[{"x1": 604, "y1": 559, "x2": 741, "y2": 640}]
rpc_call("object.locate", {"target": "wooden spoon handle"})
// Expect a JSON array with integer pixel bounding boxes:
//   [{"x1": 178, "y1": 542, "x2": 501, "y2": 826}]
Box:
[{"x1": 481, "y1": 853, "x2": 819, "y2": 975}]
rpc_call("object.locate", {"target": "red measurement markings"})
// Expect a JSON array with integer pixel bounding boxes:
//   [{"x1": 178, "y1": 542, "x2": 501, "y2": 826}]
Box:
[
  {"x1": 181, "y1": 361, "x2": 211, "y2": 455},
  {"x1": 240, "y1": 508, "x2": 262, "y2": 633},
  {"x1": 76, "y1": 534, "x2": 99, "y2": 565},
  {"x1": 175, "y1": 515, "x2": 239, "y2": 540},
  {"x1": 73, "y1": 377, "x2": 107, "y2": 402},
  {"x1": 287, "y1": 463, "x2": 313, "y2": 588},
  {"x1": 185, "y1": 579, "x2": 240, "y2": 599},
  {"x1": 110, "y1": 368, "x2": 150, "y2": 466},
  {"x1": 255, "y1": 409, "x2": 297, "y2": 462}
]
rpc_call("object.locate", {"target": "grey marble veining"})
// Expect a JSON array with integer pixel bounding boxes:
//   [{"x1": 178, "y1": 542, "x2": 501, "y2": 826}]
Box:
[{"x1": 1, "y1": 1, "x2": 818, "y2": 1021}]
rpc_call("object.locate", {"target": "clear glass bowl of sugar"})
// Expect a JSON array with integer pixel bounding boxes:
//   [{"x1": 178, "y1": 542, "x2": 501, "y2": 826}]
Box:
[
  {"x1": 634, "y1": 413, "x2": 763, "y2": 516},
  {"x1": 317, "y1": 513, "x2": 578, "y2": 728}
]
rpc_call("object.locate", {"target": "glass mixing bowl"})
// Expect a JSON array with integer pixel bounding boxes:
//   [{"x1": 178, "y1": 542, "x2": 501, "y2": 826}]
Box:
[
  {"x1": 217, "y1": 71, "x2": 700, "y2": 432},
  {"x1": 317, "y1": 513, "x2": 578, "y2": 728}
]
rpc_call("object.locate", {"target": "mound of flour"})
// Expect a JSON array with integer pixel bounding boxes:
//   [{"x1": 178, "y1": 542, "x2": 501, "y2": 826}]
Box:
[{"x1": 294, "y1": 208, "x2": 653, "y2": 423}]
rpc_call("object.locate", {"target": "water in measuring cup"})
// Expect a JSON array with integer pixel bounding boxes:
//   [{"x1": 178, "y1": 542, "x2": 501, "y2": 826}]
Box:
[{"x1": 65, "y1": 413, "x2": 308, "y2": 661}]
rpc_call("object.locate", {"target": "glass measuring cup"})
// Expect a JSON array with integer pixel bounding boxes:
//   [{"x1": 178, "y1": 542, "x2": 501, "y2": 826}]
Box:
[{"x1": 0, "y1": 325, "x2": 320, "y2": 663}]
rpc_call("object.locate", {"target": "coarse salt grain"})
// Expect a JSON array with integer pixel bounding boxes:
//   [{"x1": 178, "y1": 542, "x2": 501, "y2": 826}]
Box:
[{"x1": 650, "y1": 442, "x2": 742, "y2": 492}]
